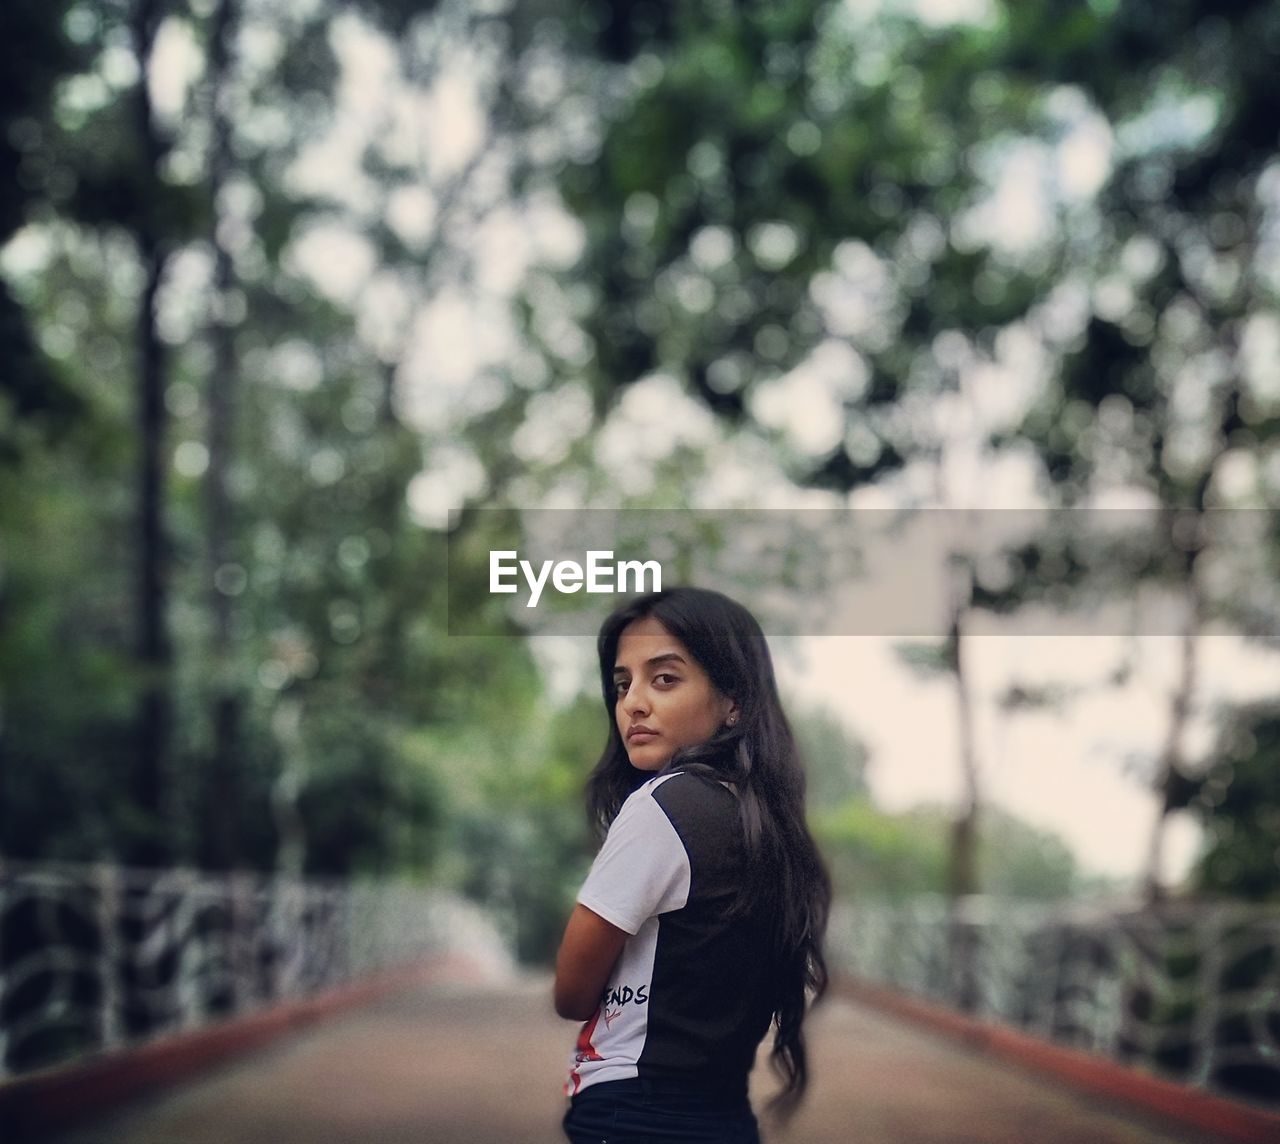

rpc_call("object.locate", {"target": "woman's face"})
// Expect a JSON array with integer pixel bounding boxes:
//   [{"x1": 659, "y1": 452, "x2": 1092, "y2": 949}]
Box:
[{"x1": 613, "y1": 615, "x2": 737, "y2": 772}]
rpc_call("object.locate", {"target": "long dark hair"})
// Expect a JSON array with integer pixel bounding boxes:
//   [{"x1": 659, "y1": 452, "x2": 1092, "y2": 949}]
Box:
[{"x1": 586, "y1": 586, "x2": 831, "y2": 1119}]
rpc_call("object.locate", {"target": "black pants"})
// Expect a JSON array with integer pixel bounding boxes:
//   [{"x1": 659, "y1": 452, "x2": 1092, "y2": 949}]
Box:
[{"x1": 563, "y1": 1077, "x2": 761, "y2": 1144}]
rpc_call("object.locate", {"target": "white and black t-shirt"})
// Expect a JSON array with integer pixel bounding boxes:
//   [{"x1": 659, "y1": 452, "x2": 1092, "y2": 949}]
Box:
[{"x1": 565, "y1": 769, "x2": 775, "y2": 1098}]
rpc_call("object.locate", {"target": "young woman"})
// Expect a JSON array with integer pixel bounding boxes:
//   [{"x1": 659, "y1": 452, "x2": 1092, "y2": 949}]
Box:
[{"x1": 555, "y1": 586, "x2": 831, "y2": 1143}]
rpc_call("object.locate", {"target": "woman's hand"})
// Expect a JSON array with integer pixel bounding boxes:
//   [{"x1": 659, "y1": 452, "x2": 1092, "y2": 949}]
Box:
[{"x1": 553, "y1": 904, "x2": 628, "y2": 1020}]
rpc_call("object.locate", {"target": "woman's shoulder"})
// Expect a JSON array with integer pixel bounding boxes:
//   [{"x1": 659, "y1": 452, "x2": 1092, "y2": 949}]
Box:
[
  {"x1": 615, "y1": 770, "x2": 736, "y2": 829},
  {"x1": 616, "y1": 770, "x2": 684, "y2": 812},
  {"x1": 646, "y1": 768, "x2": 737, "y2": 821}
]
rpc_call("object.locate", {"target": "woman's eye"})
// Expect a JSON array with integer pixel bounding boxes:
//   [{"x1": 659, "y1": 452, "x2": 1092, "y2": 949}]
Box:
[
  {"x1": 614, "y1": 680, "x2": 629, "y2": 695},
  {"x1": 654, "y1": 673, "x2": 678, "y2": 686}
]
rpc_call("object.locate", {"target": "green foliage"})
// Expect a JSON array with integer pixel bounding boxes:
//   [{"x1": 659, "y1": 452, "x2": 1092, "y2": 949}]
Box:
[
  {"x1": 0, "y1": 397, "x2": 134, "y2": 859},
  {"x1": 1001, "y1": 0, "x2": 1280, "y2": 506},
  {"x1": 1188, "y1": 704, "x2": 1280, "y2": 902},
  {"x1": 549, "y1": 0, "x2": 1058, "y2": 486},
  {"x1": 976, "y1": 804, "x2": 1080, "y2": 900},
  {"x1": 813, "y1": 796, "x2": 1082, "y2": 901},
  {"x1": 294, "y1": 695, "x2": 446, "y2": 877},
  {"x1": 0, "y1": 0, "x2": 85, "y2": 456},
  {"x1": 0, "y1": 0, "x2": 575, "y2": 900},
  {"x1": 791, "y1": 701, "x2": 869, "y2": 808},
  {"x1": 813, "y1": 797, "x2": 950, "y2": 900},
  {"x1": 416, "y1": 691, "x2": 601, "y2": 964}
]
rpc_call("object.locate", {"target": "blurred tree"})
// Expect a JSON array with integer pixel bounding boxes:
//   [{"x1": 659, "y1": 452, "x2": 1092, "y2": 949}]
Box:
[
  {"x1": 41, "y1": 0, "x2": 209, "y2": 863},
  {"x1": 403, "y1": 656, "x2": 594, "y2": 962},
  {"x1": 791, "y1": 699, "x2": 869, "y2": 808},
  {"x1": 976, "y1": 803, "x2": 1080, "y2": 901},
  {"x1": 166, "y1": 0, "x2": 590, "y2": 884},
  {"x1": 989, "y1": 0, "x2": 1280, "y2": 902},
  {"x1": 813, "y1": 795, "x2": 1082, "y2": 901},
  {"x1": 814, "y1": 797, "x2": 949, "y2": 900},
  {"x1": 0, "y1": 0, "x2": 83, "y2": 857},
  {"x1": 0, "y1": 449, "x2": 137, "y2": 859},
  {"x1": 0, "y1": 0, "x2": 576, "y2": 893},
  {"x1": 129, "y1": 0, "x2": 183, "y2": 865},
  {"x1": 201, "y1": 0, "x2": 243, "y2": 869},
  {"x1": 0, "y1": 0, "x2": 84, "y2": 462},
  {"x1": 1187, "y1": 702, "x2": 1280, "y2": 902},
  {"x1": 221, "y1": 0, "x2": 582, "y2": 881},
  {"x1": 0, "y1": 0, "x2": 187, "y2": 861}
]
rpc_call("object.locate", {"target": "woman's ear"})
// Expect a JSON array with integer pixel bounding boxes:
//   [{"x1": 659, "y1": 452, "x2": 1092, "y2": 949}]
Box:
[{"x1": 724, "y1": 699, "x2": 740, "y2": 728}]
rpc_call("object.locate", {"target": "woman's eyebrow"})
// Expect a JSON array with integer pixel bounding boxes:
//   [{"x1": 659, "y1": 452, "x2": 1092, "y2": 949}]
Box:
[{"x1": 612, "y1": 652, "x2": 687, "y2": 677}]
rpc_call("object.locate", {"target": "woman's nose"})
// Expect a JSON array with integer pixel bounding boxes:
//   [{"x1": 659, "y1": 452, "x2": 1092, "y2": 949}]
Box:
[{"x1": 620, "y1": 685, "x2": 648, "y2": 717}]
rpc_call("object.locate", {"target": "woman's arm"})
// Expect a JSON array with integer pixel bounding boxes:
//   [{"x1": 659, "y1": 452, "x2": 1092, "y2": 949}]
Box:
[{"x1": 553, "y1": 904, "x2": 629, "y2": 1020}]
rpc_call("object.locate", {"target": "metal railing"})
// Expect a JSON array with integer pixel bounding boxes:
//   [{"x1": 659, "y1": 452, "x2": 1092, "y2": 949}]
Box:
[
  {"x1": 829, "y1": 894, "x2": 1280, "y2": 1110},
  {"x1": 0, "y1": 861, "x2": 512, "y2": 1081}
]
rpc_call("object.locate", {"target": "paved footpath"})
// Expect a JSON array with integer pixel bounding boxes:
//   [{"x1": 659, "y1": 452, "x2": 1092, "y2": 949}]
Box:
[{"x1": 39, "y1": 973, "x2": 1235, "y2": 1144}]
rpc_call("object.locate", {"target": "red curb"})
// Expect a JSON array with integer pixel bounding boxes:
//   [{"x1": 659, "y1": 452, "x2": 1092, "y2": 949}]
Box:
[
  {"x1": 834, "y1": 975, "x2": 1280, "y2": 1144},
  {"x1": 0, "y1": 953, "x2": 481, "y2": 1138}
]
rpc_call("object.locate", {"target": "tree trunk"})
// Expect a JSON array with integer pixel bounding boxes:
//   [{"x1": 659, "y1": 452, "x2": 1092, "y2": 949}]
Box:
[
  {"x1": 271, "y1": 699, "x2": 307, "y2": 876},
  {"x1": 1142, "y1": 557, "x2": 1201, "y2": 905},
  {"x1": 123, "y1": 1, "x2": 173, "y2": 1044},
  {"x1": 203, "y1": 0, "x2": 242, "y2": 871},
  {"x1": 134, "y1": 247, "x2": 169, "y2": 867},
  {"x1": 947, "y1": 606, "x2": 981, "y2": 899},
  {"x1": 130, "y1": 0, "x2": 171, "y2": 866},
  {"x1": 946, "y1": 598, "x2": 982, "y2": 1013}
]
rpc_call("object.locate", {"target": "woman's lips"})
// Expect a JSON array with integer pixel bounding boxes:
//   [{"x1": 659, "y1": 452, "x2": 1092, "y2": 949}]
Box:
[{"x1": 627, "y1": 730, "x2": 658, "y2": 744}]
